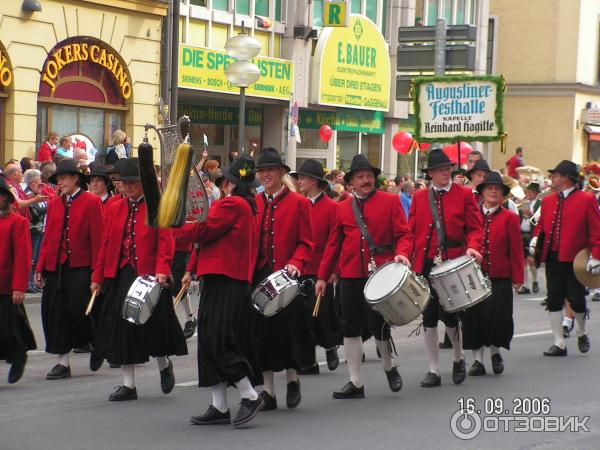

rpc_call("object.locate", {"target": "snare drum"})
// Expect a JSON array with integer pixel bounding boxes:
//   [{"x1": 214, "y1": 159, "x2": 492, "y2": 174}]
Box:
[
  {"x1": 251, "y1": 270, "x2": 299, "y2": 317},
  {"x1": 122, "y1": 275, "x2": 163, "y2": 325},
  {"x1": 364, "y1": 262, "x2": 431, "y2": 326},
  {"x1": 429, "y1": 256, "x2": 491, "y2": 313}
]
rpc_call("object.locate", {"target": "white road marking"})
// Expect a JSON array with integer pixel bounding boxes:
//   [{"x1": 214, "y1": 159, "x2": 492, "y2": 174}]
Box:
[
  {"x1": 175, "y1": 381, "x2": 198, "y2": 387},
  {"x1": 513, "y1": 330, "x2": 552, "y2": 338}
]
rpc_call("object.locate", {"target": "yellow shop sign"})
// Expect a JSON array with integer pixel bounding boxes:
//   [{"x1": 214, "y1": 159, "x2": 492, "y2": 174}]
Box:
[
  {"x1": 311, "y1": 15, "x2": 390, "y2": 111},
  {"x1": 0, "y1": 47, "x2": 12, "y2": 88},
  {"x1": 179, "y1": 44, "x2": 293, "y2": 100}
]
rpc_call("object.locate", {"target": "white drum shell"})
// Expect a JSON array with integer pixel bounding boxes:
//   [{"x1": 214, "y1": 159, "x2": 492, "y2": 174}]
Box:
[
  {"x1": 122, "y1": 275, "x2": 162, "y2": 325},
  {"x1": 251, "y1": 270, "x2": 299, "y2": 317},
  {"x1": 429, "y1": 257, "x2": 491, "y2": 313}
]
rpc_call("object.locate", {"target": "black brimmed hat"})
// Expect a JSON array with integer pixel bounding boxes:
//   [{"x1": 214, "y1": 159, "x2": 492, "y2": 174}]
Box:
[
  {"x1": 525, "y1": 181, "x2": 541, "y2": 193},
  {"x1": 119, "y1": 158, "x2": 141, "y2": 182},
  {"x1": 423, "y1": 148, "x2": 453, "y2": 172},
  {"x1": 90, "y1": 165, "x2": 111, "y2": 184},
  {"x1": 48, "y1": 159, "x2": 84, "y2": 185},
  {"x1": 466, "y1": 159, "x2": 491, "y2": 180},
  {"x1": 476, "y1": 171, "x2": 510, "y2": 196},
  {"x1": 290, "y1": 159, "x2": 329, "y2": 188},
  {"x1": 548, "y1": 160, "x2": 579, "y2": 182},
  {"x1": 343, "y1": 154, "x2": 381, "y2": 183},
  {"x1": 0, "y1": 175, "x2": 15, "y2": 202},
  {"x1": 256, "y1": 147, "x2": 291, "y2": 173},
  {"x1": 222, "y1": 155, "x2": 258, "y2": 187}
]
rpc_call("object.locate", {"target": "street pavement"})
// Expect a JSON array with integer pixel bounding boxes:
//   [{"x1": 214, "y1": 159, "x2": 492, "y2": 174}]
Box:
[{"x1": 2, "y1": 276, "x2": 600, "y2": 450}]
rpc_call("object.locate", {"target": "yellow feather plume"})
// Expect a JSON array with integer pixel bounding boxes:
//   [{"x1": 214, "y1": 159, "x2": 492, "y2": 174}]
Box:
[{"x1": 157, "y1": 143, "x2": 192, "y2": 228}]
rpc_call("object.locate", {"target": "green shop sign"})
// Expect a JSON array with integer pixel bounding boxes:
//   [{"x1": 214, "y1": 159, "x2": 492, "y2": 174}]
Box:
[
  {"x1": 178, "y1": 104, "x2": 263, "y2": 126},
  {"x1": 299, "y1": 109, "x2": 385, "y2": 133}
]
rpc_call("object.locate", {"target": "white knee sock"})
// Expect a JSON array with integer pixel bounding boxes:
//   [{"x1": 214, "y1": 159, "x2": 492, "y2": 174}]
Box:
[
  {"x1": 376, "y1": 339, "x2": 394, "y2": 371},
  {"x1": 286, "y1": 368, "x2": 298, "y2": 383},
  {"x1": 490, "y1": 345, "x2": 500, "y2": 356},
  {"x1": 183, "y1": 293, "x2": 193, "y2": 317},
  {"x1": 122, "y1": 364, "x2": 135, "y2": 388},
  {"x1": 574, "y1": 312, "x2": 587, "y2": 337},
  {"x1": 549, "y1": 311, "x2": 566, "y2": 349},
  {"x1": 236, "y1": 377, "x2": 258, "y2": 401},
  {"x1": 262, "y1": 371, "x2": 275, "y2": 396},
  {"x1": 446, "y1": 326, "x2": 464, "y2": 362},
  {"x1": 529, "y1": 265, "x2": 538, "y2": 283},
  {"x1": 472, "y1": 347, "x2": 484, "y2": 363},
  {"x1": 211, "y1": 382, "x2": 228, "y2": 413},
  {"x1": 423, "y1": 327, "x2": 440, "y2": 375},
  {"x1": 155, "y1": 356, "x2": 169, "y2": 371},
  {"x1": 58, "y1": 353, "x2": 70, "y2": 367},
  {"x1": 562, "y1": 316, "x2": 573, "y2": 329},
  {"x1": 344, "y1": 337, "x2": 363, "y2": 388}
]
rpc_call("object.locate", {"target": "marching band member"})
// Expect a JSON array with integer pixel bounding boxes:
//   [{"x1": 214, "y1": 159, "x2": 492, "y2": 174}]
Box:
[
  {"x1": 0, "y1": 176, "x2": 36, "y2": 384},
  {"x1": 253, "y1": 147, "x2": 314, "y2": 411},
  {"x1": 317, "y1": 154, "x2": 413, "y2": 399},
  {"x1": 409, "y1": 149, "x2": 483, "y2": 387},
  {"x1": 531, "y1": 160, "x2": 600, "y2": 357},
  {"x1": 462, "y1": 172, "x2": 524, "y2": 376},
  {"x1": 88, "y1": 165, "x2": 113, "y2": 212},
  {"x1": 34, "y1": 159, "x2": 105, "y2": 380},
  {"x1": 91, "y1": 158, "x2": 187, "y2": 401},
  {"x1": 465, "y1": 159, "x2": 491, "y2": 204},
  {"x1": 519, "y1": 182, "x2": 542, "y2": 294},
  {"x1": 292, "y1": 159, "x2": 341, "y2": 374},
  {"x1": 187, "y1": 155, "x2": 263, "y2": 427}
]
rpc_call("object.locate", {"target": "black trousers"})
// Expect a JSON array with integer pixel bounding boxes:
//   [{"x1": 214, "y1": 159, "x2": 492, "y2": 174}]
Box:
[
  {"x1": 421, "y1": 260, "x2": 460, "y2": 329},
  {"x1": 339, "y1": 278, "x2": 390, "y2": 341},
  {"x1": 300, "y1": 276, "x2": 341, "y2": 350},
  {"x1": 545, "y1": 252, "x2": 587, "y2": 313},
  {"x1": 171, "y1": 250, "x2": 190, "y2": 296}
]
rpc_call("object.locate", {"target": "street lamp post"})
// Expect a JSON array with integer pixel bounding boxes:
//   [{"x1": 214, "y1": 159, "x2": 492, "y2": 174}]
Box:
[{"x1": 225, "y1": 32, "x2": 261, "y2": 154}]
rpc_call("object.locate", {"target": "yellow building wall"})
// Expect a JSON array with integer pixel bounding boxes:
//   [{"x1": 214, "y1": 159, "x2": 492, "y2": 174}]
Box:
[{"x1": 0, "y1": 0, "x2": 167, "y2": 161}]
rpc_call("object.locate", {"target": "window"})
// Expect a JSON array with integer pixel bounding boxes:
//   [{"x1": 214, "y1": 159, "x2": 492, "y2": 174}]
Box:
[
  {"x1": 382, "y1": 0, "x2": 388, "y2": 37},
  {"x1": 297, "y1": 129, "x2": 329, "y2": 150},
  {"x1": 486, "y1": 17, "x2": 495, "y2": 74},
  {"x1": 189, "y1": 0, "x2": 207, "y2": 6},
  {"x1": 351, "y1": 0, "x2": 361, "y2": 14},
  {"x1": 313, "y1": 0, "x2": 323, "y2": 28},
  {"x1": 426, "y1": 0, "x2": 438, "y2": 26},
  {"x1": 236, "y1": 0, "x2": 250, "y2": 15},
  {"x1": 468, "y1": 0, "x2": 477, "y2": 24},
  {"x1": 366, "y1": 1, "x2": 377, "y2": 24},
  {"x1": 444, "y1": 0, "x2": 452, "y2": 22},
  {"x1": 589, "y1": 139, "x2": 600, "y2": 162},
  {"x1": 364, "y1": 134, "x2": 381, "y2": 169},
  {"x1": 212, "y1": 0, "x2": 228, "y2": 11},
  {"x1": 456, "y1": 0, "x2": 466, "y2": 24},
  {"x1": 36, "y1": 104, "x2": 48, "y2": 151},
  {"x1": 256, "y1": 0, "x2": 269, "y2": 17},
  {"x1": 275, "y1": 0, "x2": 282, "y2": 21},
  {"x1": 337, "y1": 131, "x2": 359, "y2": 171}
]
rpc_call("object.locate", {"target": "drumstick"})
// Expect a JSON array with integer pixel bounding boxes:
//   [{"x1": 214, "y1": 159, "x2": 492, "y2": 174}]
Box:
[
  {"x1": 85, "y1": 291, "x2": 97, "y2": 316},
  {"x1": 172, "y1": 285, "x2": 187, "y2": 309},
  {"x1": 312, "y1": 293, "x2": 322, "y2": 318}
]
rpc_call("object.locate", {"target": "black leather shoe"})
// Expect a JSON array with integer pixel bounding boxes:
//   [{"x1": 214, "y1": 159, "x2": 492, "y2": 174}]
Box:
[
  {"x1": 563, "y1": 326, "x2": 570, "y2": 338},
  {"x1": 438, "y1": 333, "x2": 452, "y2": 349},
  {"x1": 8, "y1": 354, "x2": 27, "y2": 384},
  {"x1": 332, "y1": 381, "x2": 365, "y2": 399},
  {"x1": 326, "y1": 348, "x2": 339, "y2": 371},
  {"x1": 286, "y1": 380, "x2": 301, "y2": 409},
  {"x1": 543, "y1": 345, "x2": 567, "y2": 356},
  {"x1": 578, "y1": 334, "x2": 590, "y2": 353},
  {"x1": 90, "y1": 351, "x2": 104, "y2": 372},
  {"x1": 183, "y1": 318, "x2": 197, "y2": 340},
  {"x1": 420, "y1": 371, "x2": 441, "y2": 387},
  {"x1": 109, "y1": 363, "x2": 121, "y2": 369},
  {"x1": 517, "y1": 286, "x2": 531, "y2": 295},
  {"x1": 297, "y1": 363, "x2": 320, "y2": 375},
  {"x1": 532, "y1": 281, "x2": 540, "y2": 293},
  {"x1": 73, "y1": 344, "x2": 91, "y2": 354},
  {"x1": 385, "y1": 366, "x2": 403, "y2": 392},
  {"x1": 190, "y1": 405, "x2": 231, "y2": 425},
  {"x1": 362, "y1": 353, "x2": 366, "y2": 363},
  {"x1": 259, "y1": 391, "x2": 277, "y2": 411},
  {"x1": 540, "y1": 299, "x2": 547, "y2": 307},
  {"x1": 160, "y1": 359, "x2": 175, "y2": 394},
  {"x1": 452, "y1": 359, "x2": 467, "y2": 384},
  {"x1": 109, "y1": 385, "x2": 138, "y2": 401},
  {"x1": 468, "y1": 361, "x2": 486, "y2": 376},
  {"x1": 491, "y1": 354, "x2": 504, "y2": 374},
  {"x1": 233, "y1": 397, "x2": 263, "y2": 427},
  {"x1": 46, "y1": 364, "x2": 71, "y2": 380}
]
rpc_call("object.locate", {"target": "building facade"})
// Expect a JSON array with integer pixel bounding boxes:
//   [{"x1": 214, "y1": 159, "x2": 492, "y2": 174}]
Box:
[{"x1": 0, "y1": 0, "x2": 168, "y2": 163}]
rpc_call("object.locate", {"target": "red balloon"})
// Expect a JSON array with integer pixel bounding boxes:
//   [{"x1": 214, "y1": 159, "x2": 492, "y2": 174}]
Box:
[
  {"x1": 442, "y1": 142, "x2": 470, "y2": 165},
  {"x1": 418, "y1": 142, "x2": 431, "y2": 152},
  {"x1": 392, "y1": 131, "x2": 413, "y2": 155},
  {"x1": 319, "y1": 124, "x2": 333, "y2": 142}
]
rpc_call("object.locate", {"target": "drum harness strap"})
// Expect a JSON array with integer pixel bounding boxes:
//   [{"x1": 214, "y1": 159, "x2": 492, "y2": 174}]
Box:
[
  {"x1": 351, "y1": 195, "x2": 393, "y2": 273},
  {"x1": 427, "y1": 188, "x2": 463, "y2": 263}
]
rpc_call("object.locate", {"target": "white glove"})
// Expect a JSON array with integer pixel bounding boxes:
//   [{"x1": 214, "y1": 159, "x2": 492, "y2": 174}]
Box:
[
  {"x1": 587, "y1": 258, "x2": 600, "y2": 276},
  {"x1": 528, "y1": 236, "x2": 538, "y2": 256}
]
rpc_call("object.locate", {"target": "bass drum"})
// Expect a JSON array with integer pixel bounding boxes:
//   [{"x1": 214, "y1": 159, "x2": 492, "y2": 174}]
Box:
[{"x1": 122, "y1": 275, "x2": 162, "y2": 325}]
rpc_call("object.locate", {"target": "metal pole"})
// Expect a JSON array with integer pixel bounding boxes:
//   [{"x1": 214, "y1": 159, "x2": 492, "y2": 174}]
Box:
[
  {"x1": 160, "y1": 1, "x2": 173, "y2": 105},
  {"x1": 169, "y1": 0, "x2": 180, "y2": 123},
  {"x1": 239, "y1": 87, "x2": 246, "y2": 153},
  {"x1": 432, "y1": 17, "x2": 447, "y2": 151}
]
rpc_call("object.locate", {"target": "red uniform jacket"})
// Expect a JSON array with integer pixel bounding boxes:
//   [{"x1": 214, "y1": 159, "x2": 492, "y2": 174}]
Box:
[
  {"x1": 173, "y1": 226, "x2": 194, "y2": 253},
  {"x1": 534, "y1": 189, "x2": 600, "y2": 262},
  {"x1": 188, "y1": 196, "x2": 257, "y2": 283},
  {"x1": 255, "y1": 188, "x2": 314, "y2": 273},
  {"x1": 305, "y1": 193, "x2": 337, "y2": 277},
  {"x1": 319, "y1": 190, "x2": 413, "y2": 280},
  {"x1": 409, "y1": 184, "x2": 483, "y2": 274},
  {"x1": 36, "y1": 191, "x2": 104, "y2": 273},
  {"x1": 0, "y1": 213, "x2": 32, "y2": 294},
  {"x1": 93, "y1": 198, "x2": 174, "y2": 284},
  {"x1": 481, "y1": 207, "x2": 524, "y2": 283},
  {"x1": 37, "y1": 142, "x2": 55, "y2": 162}
]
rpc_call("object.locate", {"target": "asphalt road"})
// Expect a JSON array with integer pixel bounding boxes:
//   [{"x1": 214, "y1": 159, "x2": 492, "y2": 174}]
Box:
[{"x1": 2, "y1": 277, "x2": 600, "y2": 450}]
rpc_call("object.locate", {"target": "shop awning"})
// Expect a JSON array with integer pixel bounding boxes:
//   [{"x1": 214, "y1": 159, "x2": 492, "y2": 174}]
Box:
[{"x1": 585, "y1": 125, "x2": 600, "y2": 141}]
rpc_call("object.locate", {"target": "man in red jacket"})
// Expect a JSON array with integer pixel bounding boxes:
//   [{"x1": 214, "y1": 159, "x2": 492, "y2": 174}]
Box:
[
  {"x1": 34, "y1": 159, "x2": 105, "y2": 380},
  {"x1": 253, "y1": 147, "x2": 314, "y2": 411},
  {"x1": 316, "y1": 154, "x2": 413, "y2": 399},
  {"x1": 532, "y1": 160, "x2": 600, "y2": 356},
  {"x1": 462, "y1": 172, "x2": 524, "y2": 376},
  {"x1": 409, "y1": 148, "x2": 483, "y2": 388},
  {"x1": 292, "y1": 159, "x2": 341, "y2": 374}
]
